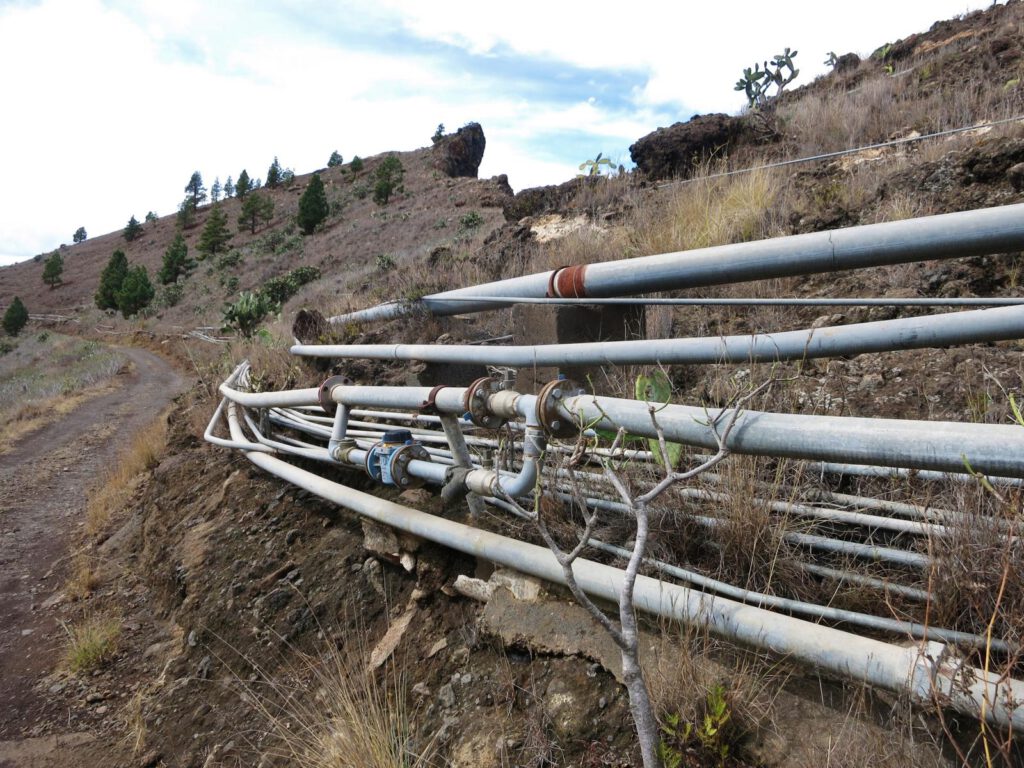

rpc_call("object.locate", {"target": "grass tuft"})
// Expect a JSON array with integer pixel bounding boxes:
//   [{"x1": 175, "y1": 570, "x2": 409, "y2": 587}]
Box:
[{"x1": 63, "y1": 613, "x2": 121, "y2": 673}]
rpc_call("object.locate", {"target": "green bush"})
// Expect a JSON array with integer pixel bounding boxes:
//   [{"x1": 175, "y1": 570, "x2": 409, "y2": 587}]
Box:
[
  {"x1": 350, "y1": 156, "x2": 364, "y2": 172},
  {"x1": 223, "y1": 291, "x2": 273, "y2": 337},
  {"x1": 260, "y1": 266, "x2": 322, "y2": 306},
  {"x1": 376, "y1": 253, "x2": 396, "y2": 272},
  {"x1": 458, "y1": 211, "x2": 484, "y2": 231},
  {"x1": 156, "y1": 282, "x2": 184, "y2": 308},
  {"x1": 216, "y1": 250, "x2": 243, "y2": 270}
]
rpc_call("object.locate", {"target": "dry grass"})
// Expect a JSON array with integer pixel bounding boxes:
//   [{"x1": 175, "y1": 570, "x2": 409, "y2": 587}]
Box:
[
  {"x1": 63, "y1": 612, "x2": 121, "y2": 673},
  {"x1": 66, "y1": 553, "x2": 102, "y2": 599},
  {"x1": 629, "y1": 164, "x2": 785, "y2": 259},
  {"x1": 84, "y1": 410, "x2": 169, "y2": 538},
  {"x1": 0, "y1": 334, "x2": 129, "y2": 452},
  {"x1": 243, "y1": 646, "x2": 436, "y2": 768}
]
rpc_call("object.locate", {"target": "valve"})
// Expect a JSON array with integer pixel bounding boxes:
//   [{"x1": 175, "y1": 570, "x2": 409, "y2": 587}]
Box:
[{"x1": 364, "y1": 429, "x2": 430, "y2": 487}]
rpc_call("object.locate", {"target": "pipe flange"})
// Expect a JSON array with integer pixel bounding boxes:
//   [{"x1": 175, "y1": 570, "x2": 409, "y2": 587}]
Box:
[
  {"x1": 318, "y1": 374, "x2": 353, "y2": 416},
  {"x1": 462, "y1": 376, "x2": 505, "y2": 430},
  {"x1": 536, "y1": 378, "x2": 585, "y2": 438},
  {"x1": 389, "y1": 443, "x2": 431, "y2": 489}
]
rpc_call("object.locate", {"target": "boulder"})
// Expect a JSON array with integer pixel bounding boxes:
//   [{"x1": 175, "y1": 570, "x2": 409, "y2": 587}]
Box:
[
  {"x1": 433, "y1": 122, "x2": 486, "y2": 178},
  {"x1": 629, "y1": 113, "x2": 741, "y2": 180}
]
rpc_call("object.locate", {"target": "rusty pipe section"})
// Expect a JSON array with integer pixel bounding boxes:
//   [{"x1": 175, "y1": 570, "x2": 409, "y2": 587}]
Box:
[{"x1": 328, "y1": 202, "x2": 1024, "y2": 324}]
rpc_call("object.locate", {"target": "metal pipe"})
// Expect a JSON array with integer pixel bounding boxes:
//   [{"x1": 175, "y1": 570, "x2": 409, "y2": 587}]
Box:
[
  {"x1": 812, "y1": 461, "x2": 1024, "y2": 487},
  {"x1": 441, "y1": 414, "x2": 487, "y2": 517},
  {"x1": 297, "y1": 305, "x2": 1024, "y2": 367},
  {"x1": 329, "y1": 203, "x2": 1024, "y2": 324},
  {"x1": 559, "y1": 491, "x2": 931, "y2": 569},
  {"x1": 378, "y1": 295, "x2": 1024, "y2": 308},
  {"x1": 218, "y1": 401, "x2": 1024, "y2": 729},
  {"x1": 554, "y1": 393, "x2": 1024, "y2": 479}
]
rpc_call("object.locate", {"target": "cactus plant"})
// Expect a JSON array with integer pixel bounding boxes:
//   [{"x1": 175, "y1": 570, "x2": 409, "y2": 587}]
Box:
[{"x1": 735, "y1": 47, "x2": 799, "y2": 108}]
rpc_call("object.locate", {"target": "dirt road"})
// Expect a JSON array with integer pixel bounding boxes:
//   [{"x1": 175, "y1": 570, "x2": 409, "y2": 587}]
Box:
[{"x1": 0, "y1": 347, "x2": 185, "y2": 767}]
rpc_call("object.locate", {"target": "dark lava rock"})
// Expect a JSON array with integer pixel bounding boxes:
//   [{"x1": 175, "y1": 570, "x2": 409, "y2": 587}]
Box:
[
  {"x1": 433, "y1": 122, "x2": 486, "y2": 178},
  {"x1": 629, "y1": 113, "x2": 741, "y2": 180},
  {"x1": 834, "y1": 52, "x2": 860, "y2": 73}
]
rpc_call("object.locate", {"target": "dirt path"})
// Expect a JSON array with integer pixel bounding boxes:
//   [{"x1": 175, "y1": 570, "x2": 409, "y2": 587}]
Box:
[{"x1": 0, "y1": 347, "x2": 185, "y2": 767}]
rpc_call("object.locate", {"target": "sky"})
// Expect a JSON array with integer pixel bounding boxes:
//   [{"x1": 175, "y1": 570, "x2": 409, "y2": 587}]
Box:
[{"x1": 0, "y1": 0, "x2": 999, "y2": 266}]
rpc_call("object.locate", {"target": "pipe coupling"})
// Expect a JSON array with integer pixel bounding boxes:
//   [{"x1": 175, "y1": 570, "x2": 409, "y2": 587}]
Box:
[
  {"x1": 463, "y1": 376, "x2": 506, "y2": 430},
  {"x1": 536, "y1": 378, "x2": 585, "y2": 438},
  {"x1": 488, "y1": 389, "x2": 521, "y2": 420},
  {"x1": 318, "y1": 374, "x2": 353, "y2": 416},
  {"x1": 465, "y1": 469, "x2": 497, "y2": 497},
  {"x1": 330, "y1": 438, "x2": 359, "y2": 464}
]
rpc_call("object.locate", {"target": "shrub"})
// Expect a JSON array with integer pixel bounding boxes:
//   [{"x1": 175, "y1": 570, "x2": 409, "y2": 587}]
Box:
[
  {"x1": 3, "y1": 296, "x2": 28, "y2": 336},
  {"x1": 458, "y1": 210, "x2": 484, "y2": 231},
  {"x1": 216, "y1": 250, "x2": 243, "y2": 270},
  {"x1": 260, "y1": 266, "x2": 322, "y2": 306},
  {"x1": 223, "y1": 291, "x2": 273, "y2": 337},
  {"x1": 156, "y1": 282, "x2": 184, "y2": 308},
  {"x1": 376, "y1": 252, "x2": 396, "y2": 271}
]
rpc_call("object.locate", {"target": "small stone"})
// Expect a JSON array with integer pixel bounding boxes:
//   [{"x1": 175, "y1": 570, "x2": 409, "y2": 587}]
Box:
[
  {"x1": 426, "y1": 638, "x2": 448, "y2": 657},
  {"x1": 138, "y1": 749, "x2": 162, "y2": 768},
  {"x1": 285, "y1": 529, "x2": 300, "y2": 546},
  {"x1": 451, "y1": 647, "x2": 470, "y2": 665},
  {"x1": 810, "y1": 313, "x2": 845, "y2": 329},
  {"x1": 460, "y1": 673, "x2": 473, "y2": 685},
  {"x1": 85, "y1": 691, "x2": 104, "y2": 704},
  {"x1": 412, "y1": 682, "x2": 431, "y2": 697},
  {"x1": 187, "y1": 630, "x2": 199, "y2": 647},
  {"x1": 438, "y1": 683, "x2": 456, "y2": 709},
  {"x1": 598, "y1": 696, "x2": 608, "y2": 709},
  {"x1": 95, "y1": 705, "x2": 109, "y2": 716}
]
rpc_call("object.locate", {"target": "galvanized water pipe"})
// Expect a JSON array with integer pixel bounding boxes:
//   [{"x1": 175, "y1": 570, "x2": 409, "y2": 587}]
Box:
[
  {"x1": 329, "y1": 203, "x2": 1024, "y2": 324},
  {"x1": 551, "y1": 394, "x2": 1024, "y2": 478},
  {"x1": 297, "y1": 305, "x2": 1024, "y2": 367},
  {"x1": 218, "y1": 398, "x2": 1024, "y2": 729}
]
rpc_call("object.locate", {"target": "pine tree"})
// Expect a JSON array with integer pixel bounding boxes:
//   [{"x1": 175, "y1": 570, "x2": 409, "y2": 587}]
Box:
[
  {"x1": 123, "y1": 214, "x2": 144, "y2": 241},
  {"x1": 185, "y1": 171, "x2": 207, "y2": 207},
  {"x1": 350, "y1": 156, "x2": 364, "y2": 172},
  {"x1": 327, "y1": 151, "x2": 343, "y2": 167},
  {"x1": 197, "y1": 204, "x2": 231, "y2": 258},
  {"x1": 224, "y1": 176, "x2": 235, "y2": 198},
  {"x1": 158, "y1": 233, "x2": 194, "y2": 284},
  {"x1": 238, "y1": 192, "x2": 275, "y2": 234},
  {"x1": 236, "y1": 169, "x2": 251, "y2": 199},
  {"x1": 42, "y1": 250, "x2": 63, "y2": 288},
  {"x1": 145, "y1": 211, "x2": 158, "y2": 223},
  {"x1": 177, "y1": 198, "x2": 197, "y2": 229},
  {"x1": 372, "y1": 155, "x2": 405, "y2": 205},
  {"x1": 297, "y1": 173, "x2": 329, "y2": 235},
  {"x1": 115, "y1": 265, "x2": 155, "y2": 318},
  {"x1": 266, "y1": 156, "x2": 282, "y2": 188},
  {"x1": 2, "y1": 296, "x2": 28, "y2": 336},
  {"x1": 73, "y1": 226, "x2": 87, "y2": 244},
  {"x1": 211, "y1": 177, "x2": 222, "y2": 203},
  {"x1": 95, "y1": 250, "x2": 128, "y2": 310}
]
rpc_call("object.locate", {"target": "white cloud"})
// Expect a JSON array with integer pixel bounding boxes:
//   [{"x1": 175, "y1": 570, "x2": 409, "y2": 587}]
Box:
[{"x1": 0, "y1": 0, "x2": 998, "y2": 265}]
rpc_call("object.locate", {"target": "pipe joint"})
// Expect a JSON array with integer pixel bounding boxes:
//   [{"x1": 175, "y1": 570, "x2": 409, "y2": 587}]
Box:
[
  {"x1": 318, "y1": 374, "x2": 353, "y2": 415},
  {"x1": 463, "y1": 376, "x2": 506, "y2": 430},
  {"x1": 488, "y1": 389, "x2": 522, "y2": 420},
  {"x1": 536, "y1": 378, "x2": 586, "y2": 438}
]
